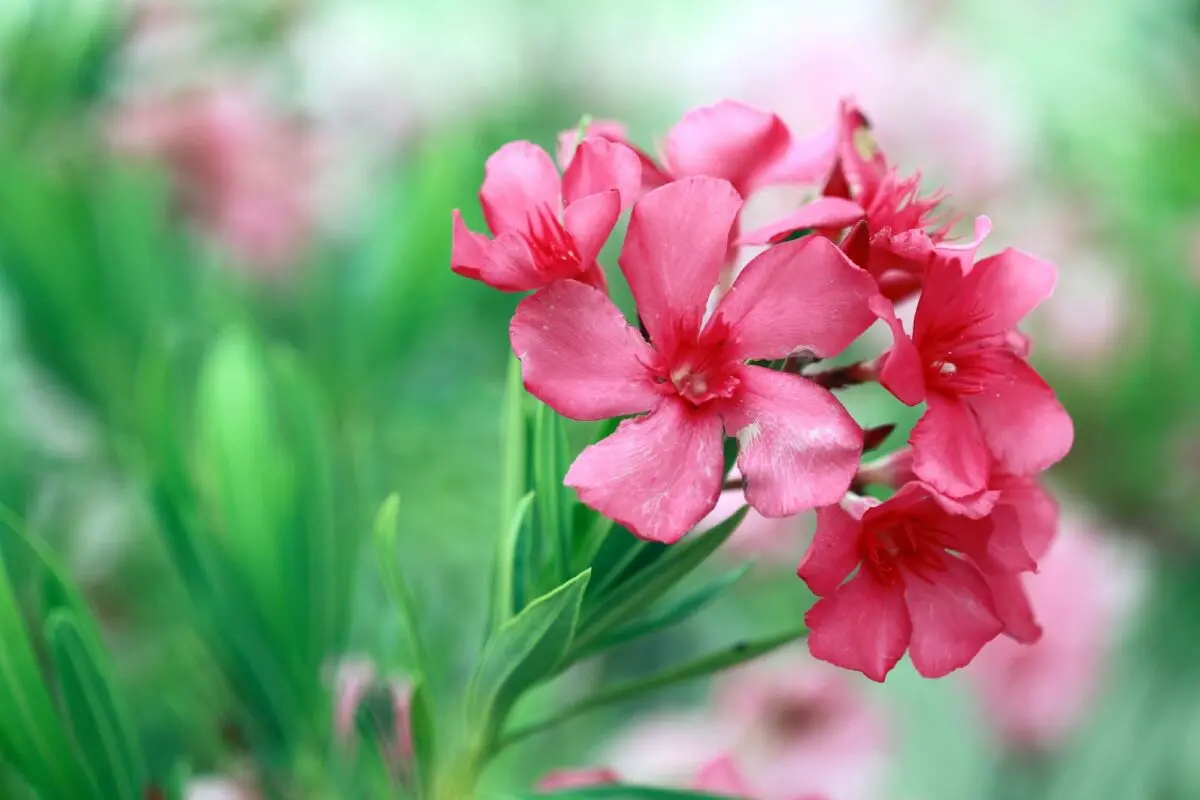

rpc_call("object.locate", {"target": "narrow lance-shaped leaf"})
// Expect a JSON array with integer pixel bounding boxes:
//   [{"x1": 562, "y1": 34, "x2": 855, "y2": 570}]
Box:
[
  {"x1": 533, "y1": 402, "x2": 575, "y2": 586},
  {"x1": 491, "y1": 492, "x2": 536, "y2": 626},
  {"x1": 408, "y1": 680, "x2": 437, "y2": 798},
  {"x1": 0, "y1": 510, "x2": 96, "y2": 797},
  {"x1": 45, "y1": 610, "x2": 146, "y2": 800},
  {"x1": 574, "y1": 507, "x2": 749, "y2": 651},
  {"x1": 466, "y1": 569, "x2": 591, "y2": 743},
  {"x1": 272, "y1": 350, "x2": 349, "y2": 701},
  {"x1": 578, "y1": 563, "x2": 752, "y2": 658},
  {"x1": 373, "y1": 495, "x2": 432, "y2": 683}
]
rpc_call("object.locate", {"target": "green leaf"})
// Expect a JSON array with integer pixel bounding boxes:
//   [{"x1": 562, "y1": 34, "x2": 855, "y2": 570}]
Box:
[
  {"x1": 408, "y1": 680, "x2": 437, "y2": 797},
  {"x1": 578, "y1": 563, "x2": 752, "y2": 658},
  {"x1": 499, "y1": 626, "x2": 805, "y2": 751},
  {"x1": 492, "y1": 492, "x2": 536, "y2": 627},
  {"x1": 194, "y1": 328, "x2": 293, "y2": 638},
  {"x1": 570, "y1": 508, "x2": 615, "y2": 575},
  {"x1": 500, "y1": 355, "x2": 529, "y2": 536},
  {"x1": 373, "y1": 494, "x2": 432, "y2": 682},
  {"x1": 574, "y1": 507, "x2": 749, "y2": 651},
  {"x1": 0, "y1": 536, "x2": 91, "y2": 798},
  {"x1": 466, "y1": 569, "x2": 591, "y2": 742},
  {"x1": 532, "y1": 403, "x2": 574, "y2": 585},
  {"x1": 45, "y1": 610, "x2": 145, "y2": 800},
  {"x1": 272, "y1": 350, "x2": 350, "y2": 691}
]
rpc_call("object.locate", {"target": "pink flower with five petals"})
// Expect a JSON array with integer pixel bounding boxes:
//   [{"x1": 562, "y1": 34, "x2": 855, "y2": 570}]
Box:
[
  {"x1": 799, "y1": 484, "x2": 1039, "y2": 682},
  {"x1": 509, "y1": 176, "x2": 878, "y2": 543},
  {"x1": 873, "y1": 243, "x2": 1074, "y2": 499},
  {"x1": 451, "y1": 137, "x2": 641, "y2": 292}
]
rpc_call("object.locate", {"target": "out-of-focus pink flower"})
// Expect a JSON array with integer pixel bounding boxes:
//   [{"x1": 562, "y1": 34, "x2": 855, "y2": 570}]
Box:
[
  {"x1": 966, "y1": 510, "x2": 1144, "y2": 749},
  {"x1": 799, "y1": 485, "x2": 1040, "y2": 681},
  {"x1": 110, "y1": 84, "x2": 321, "y2": 272},
  {"x1": 537, "y1": 767, "x2": 621, "y2": 791},
  {"x1": 558, "y1": 100, "x2": 835, "y2": 203},
  {"x1": 451, "y1": 138, "x2": 640, "y2": 292},
  {"x1": 606, "y1": 648, "x2": 889, "y2": 800},
  {"x1": 510, "y1": 177, "x2": 876, "y2": 543},
  {"x1": 332, "y1": 658, "x2": 413, "y2": 764},
  {"x1": 874, "y1": 243, "x2": 1073, "y2": 498}
]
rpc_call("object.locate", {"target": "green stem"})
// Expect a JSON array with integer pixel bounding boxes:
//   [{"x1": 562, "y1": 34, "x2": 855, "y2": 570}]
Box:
[{"x1": 493, "y1": 628, "x2": 806, "y2": 754}]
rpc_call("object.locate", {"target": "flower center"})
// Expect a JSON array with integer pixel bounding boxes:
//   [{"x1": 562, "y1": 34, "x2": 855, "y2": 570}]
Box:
[
  {"x1": 524, "y1": 204, "x2": 581, "y2": 280},
  {"x1": 861, "y1": 519, "x2": 949, "y2": 584},
  {"x1": 653, "y1": 320, "x2": 742, "y2": 407}
]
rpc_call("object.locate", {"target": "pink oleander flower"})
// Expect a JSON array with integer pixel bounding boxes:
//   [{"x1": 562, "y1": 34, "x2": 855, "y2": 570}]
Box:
[
  {"x1": 510, "y1": 176, "x2": 878, "y2": 543},
  {"x1": 605, "y1": 648, "x2": 888, "y2": 800},
  {"x1": 858, "y1": 449, "x2": 1060, "y2": 644},
  {"x1": 333, "y1": 659, "x2": 413, "y2": 765},
  {"x1": 109, "y1": 84, "x2": 320, "y2": 272},
  {"x1": 799, "y1": 483, "x2": 1041, "y2": 682},
  {"x1": 743, "y1": 100, "x2": 959, "y2": 302},
  {"x1": 966, "y1": 510, "x2": 1144, "y2": 749},
  {"x1": 873, "y1": 240, "x2": 1074, "y2": 499},
  {"x1": 557, "y1": 100, "x2": 836, "y2": 203},
  {"x1": 451, "y1": 138, "x2": 641, "y2": 292}
]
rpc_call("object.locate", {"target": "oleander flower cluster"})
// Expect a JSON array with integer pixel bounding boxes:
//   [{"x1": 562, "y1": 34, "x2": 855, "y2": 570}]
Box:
[{"x1": 451, "y1": 99, "x2": 1073, "y2": 683}]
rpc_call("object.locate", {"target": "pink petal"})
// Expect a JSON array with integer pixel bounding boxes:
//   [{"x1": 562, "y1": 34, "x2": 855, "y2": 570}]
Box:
[
  {"x1": 966, "y1": 355, "x2": 1074, "y2": 476},
  {"x1": 480, "y1": 141, "x2": 562, "y2": 236},
  {"x1": 935, "y1": 215, "x2": 992, "y2": 272},
  {"x1": 910, "y1": 393, "x2": 991, "y2": 498},
  {"x1": 806, "y1": 570, "x2": 912, "y2": 682},
  {"x1": 872, "y1": 294, "x2": 926, "y2": 406},
  {"x1": 925, "y1": 486, "x2": 1000, "y2": 519},
  {"x1": 722, "y1": 366, "x2": 862, "y2": 517},
  {"x1": 739, "y1": 198, "x2": 865, "y2": 245},
  {"x1": 983, "y1": 572, "x2": 1042, "y2": 644},
  {"x1": 692, "y1": 756, "x2": 753, "y2": 797},
  {"x1": 992, "y1": 475, "x2": 1059, "y2": 561},
  {"x1": 510, "y1": 280, "x2": 661, "y2": 420},
  {"x1": 714, "y1": 236, "x2": 877, "y2": 361},
  {"x1": 561, "y1": 189, "x2": 622, "y2": 285},
  {"x1": 537, "y1": 767, "x2": 621, "y2": 791},
  {"x1": 561, "y1": 137, "x2": 642, "y2": 209},
  {"x1": 619, "y1": 176, "x2": 742, "y2": 353},
  {"x1": 963, "y1": 248, "x2": 1058, "y2": 335},
  {"x1": 798, "y1": 504, "x2": 863, "y2": 596},
  {"x1": 565, "y1": 399, "x2": 725, "y2": 543},
  {"x1": 556, "y1": 119, "x2": 631, "y2": 168},
  {"x1": 757, "y1": 121, "x2": 840, "y2": 185},
  {"x1": 904, "y1": 555, "x2": 1004, "y2": 678},
  {"x1": 451, "y1": 210, "x2": 542, "y2": 292},
  {"x1": 663, "y1": 100, "x2": 790, "y2": 192},
  {"x1": 450, "y1": 208, "x2": 492, "y2": 281}
]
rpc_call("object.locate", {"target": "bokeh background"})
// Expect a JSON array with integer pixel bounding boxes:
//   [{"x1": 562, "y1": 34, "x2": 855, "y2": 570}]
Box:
[{"x1": 1, "y1": 0, "x2": 1199, "y2": 798}]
